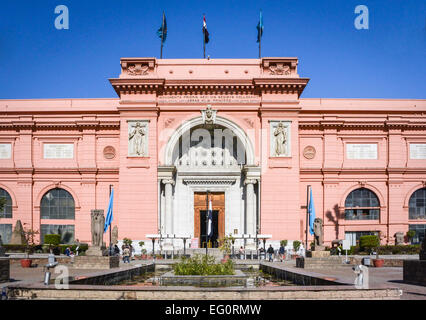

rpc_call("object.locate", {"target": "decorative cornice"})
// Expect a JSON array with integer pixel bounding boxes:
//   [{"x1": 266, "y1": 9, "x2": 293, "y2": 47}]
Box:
[{"x1": 183, "y1": 179, "x2": 236, "y2": 186}]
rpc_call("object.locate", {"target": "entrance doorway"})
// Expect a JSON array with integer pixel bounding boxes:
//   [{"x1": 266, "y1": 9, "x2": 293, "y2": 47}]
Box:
[{"x1": 194, "y1": 192, "x2": 225, "y2": 248}]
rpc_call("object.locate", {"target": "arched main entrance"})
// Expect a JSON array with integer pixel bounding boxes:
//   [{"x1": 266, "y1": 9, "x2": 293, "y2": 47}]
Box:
[{"x1": 158, "y1": 115, "x2": 259, "y2": 249}]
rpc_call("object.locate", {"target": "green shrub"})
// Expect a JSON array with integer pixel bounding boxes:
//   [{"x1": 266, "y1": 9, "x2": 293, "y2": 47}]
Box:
[
  {"x1": 293, "y1": 240, "x2": 301, "y2": 252},
  {"x1": 280, "y1": 240, "x2": 288, "y2": 247},
  {"x1": 377, "y1": 245, "x2": 420, "y2": 255},
  {"x1": 359, "y1": 235, "x2": 379, "y2": 253},
  {"x1": 406, "y1": 230, "x2": 416, "y2": 241},
  {"x1": 123, "y1": 238, "x2": 133, "y2": 246},
  {"x1": 173, "y1": 254, "x2": 234, "y2": 276},
  {"x1": 44, "y1": 234, "x2": 61, "y2": 246}
]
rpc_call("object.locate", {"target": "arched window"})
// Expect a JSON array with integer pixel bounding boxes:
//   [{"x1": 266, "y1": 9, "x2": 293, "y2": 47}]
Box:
[
  {"x1": 0, "y1": 188, "x2": 12, "y2": 218},
  {"x1": 409, "y1": 188, "x2": 426, "y2": 220},
  {"x1": 345, "y1": 188, "x2": 380, "y2": 220},
  {"x1": 40, "y1": 188, "x2": 75, "y2": 220}
]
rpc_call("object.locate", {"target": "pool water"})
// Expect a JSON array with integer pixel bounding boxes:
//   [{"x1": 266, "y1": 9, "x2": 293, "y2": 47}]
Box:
[{"x1": 117, "y1": 269, "x2": 296, "y2": 288}]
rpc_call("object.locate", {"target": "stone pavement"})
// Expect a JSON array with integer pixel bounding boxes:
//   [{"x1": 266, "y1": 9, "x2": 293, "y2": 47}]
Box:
[{"x1": 264, "y1": 260, "x2": 426, "y2": 300}]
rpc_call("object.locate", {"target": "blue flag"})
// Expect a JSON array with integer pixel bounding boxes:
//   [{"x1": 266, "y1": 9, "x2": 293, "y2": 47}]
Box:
[
  {"x1": 308, "y1": 187, "x2": 316, "y2": 235},
  {"x1": 207, "y1": 197, "x2": 213, "y2": 238},
  {"x1": 104, "y1": 187, "x2": 114, "y2": 233}
]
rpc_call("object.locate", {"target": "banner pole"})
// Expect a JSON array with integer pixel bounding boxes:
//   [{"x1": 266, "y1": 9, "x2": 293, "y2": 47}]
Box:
[{"x1": 306, "y1": 185, "x2": 311, "y2": 251}]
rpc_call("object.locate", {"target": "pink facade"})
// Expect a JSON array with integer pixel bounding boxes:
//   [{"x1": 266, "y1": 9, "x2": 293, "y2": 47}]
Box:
[{"x1": 0, "y1": 57, "x2": 425, "y2": 248}]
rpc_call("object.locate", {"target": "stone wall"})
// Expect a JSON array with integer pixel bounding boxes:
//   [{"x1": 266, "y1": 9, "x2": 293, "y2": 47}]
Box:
[
  {"x1": 73, "y1": 256, "x2": 119, "y2": 269},
  {"x1": 70, "y1": 263, "x2": 154, "y2": 285},
  {"x1": 349, "y1": 257, "x2": 411, "y2": 267},
  {"x1": 403, "y1": 260, "x2": 426, "y2": 286},
  {"x1": 0, "y1": 258, "x2": 10, "y2": 283}
]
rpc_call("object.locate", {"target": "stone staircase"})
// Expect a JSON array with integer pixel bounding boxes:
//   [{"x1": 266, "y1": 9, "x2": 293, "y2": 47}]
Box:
[{"x1": 187, "y1": 248, "x2": 224, "y2": 262}]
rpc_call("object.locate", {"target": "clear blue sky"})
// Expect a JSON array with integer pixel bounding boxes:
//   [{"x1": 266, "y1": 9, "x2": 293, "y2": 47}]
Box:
[{"x1": 0, "y1": 0, "x2": 425, "y2": 99}]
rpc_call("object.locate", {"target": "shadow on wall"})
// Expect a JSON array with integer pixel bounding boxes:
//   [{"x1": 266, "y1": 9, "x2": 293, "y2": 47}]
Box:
[{"x1": 325, "y1": 204, "x2": 343, "y2": 240}]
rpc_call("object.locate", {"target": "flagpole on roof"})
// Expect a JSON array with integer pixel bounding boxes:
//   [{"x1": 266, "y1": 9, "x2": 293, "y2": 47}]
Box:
[
  {"x1": 160, "y1": 12, "x2": 164, "y2": 59},
  {"x1": 203, "y1": 14, "x2": 206, "y2": 59}
]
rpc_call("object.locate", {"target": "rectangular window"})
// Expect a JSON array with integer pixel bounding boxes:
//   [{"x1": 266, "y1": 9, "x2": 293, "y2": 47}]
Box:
[
  {"x1": 409, "y1": 144, "x2": 426, "y2": 160},
  {"x1": 40, "y1": 224, "x2": 75, "y2": 244},
  {"x1": 345, "y1": 231, "x2": 379, "y2": 246},
  {"x1": 408, "y1": 224, "x2": 426, "y2": 245},
  {"x1": 43, "y1": 144, "x2": 74, "y2": 159},
  {"x1": 346, "y1": 144, "x2": 377, "y2": 160},
  {"x1": 0, "y1": 224, "x2": 12, "y2": 244},
  {"x1": 0, "y1": 144, "x2": 12, "y2": 159}
]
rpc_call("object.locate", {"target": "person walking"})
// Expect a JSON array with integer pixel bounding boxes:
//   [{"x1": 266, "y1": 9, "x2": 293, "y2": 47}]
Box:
[
  {"x1": 278, "y1": 244, "x2": 285, "y2": 262},
  {"x1": 239, "y1": 246, "x2": 245, "y2": 260},
  {"x1": 267, "y1": 245, "x2": 274, "y2": 262},
  {"x1": 122, "y1": 246, "x2": 131, "y2": 264}
]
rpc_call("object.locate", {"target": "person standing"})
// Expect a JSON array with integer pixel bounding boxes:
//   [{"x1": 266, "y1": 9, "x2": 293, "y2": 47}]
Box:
[
  {"x1": 278, "y1": 244, "x2": 285, "y2": 262},
  {"x1": 122, "y1": 246, "x2": 130, "y2": 264},
  {"x1": 267, "y1": 245, "x2": 274, "y2": 262},
  {"x1": 239, "y1": 246, "x2": 245, "y2": 260}
]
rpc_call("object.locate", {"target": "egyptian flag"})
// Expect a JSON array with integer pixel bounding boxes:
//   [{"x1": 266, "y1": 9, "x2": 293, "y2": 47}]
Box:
[
  {"x1": 256, "y1": 10, "x2": 264, "y2": 43},
  {"x1": 207, "y1": 196, "x2": 213, "y2": 238},
  {"x1": 203, "y1": 15, "x2": 210, "y2": 43},
  {"x1": 157, "y1": 11, "x2": 167, "y2": 43}
]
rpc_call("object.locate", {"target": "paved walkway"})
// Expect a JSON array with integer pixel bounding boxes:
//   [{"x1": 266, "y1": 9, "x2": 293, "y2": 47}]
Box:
[
  {"x1": 3, "y1": 257, "x2": 424, "y2": 300},
  {"x1": 264, "y1": 260, "x2": 426, "y2": 300}
]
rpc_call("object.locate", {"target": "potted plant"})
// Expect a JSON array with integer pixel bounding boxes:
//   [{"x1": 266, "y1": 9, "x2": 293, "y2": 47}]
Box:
[
  {"x1": 21, "y1": 224, "x2": 40, "y2": 268},
  {"x1": 138, "y1": 241, "x2": 145, "y2": 259},
  {"x1": 141, "y1": 248, "x2": 147, "y2": 259},
  {"x1": 219, "y1": 234, "x2": 234, "y2": 262},
  {"x1": 292, "y1": 240, "x2": 301, "y2": 259}
]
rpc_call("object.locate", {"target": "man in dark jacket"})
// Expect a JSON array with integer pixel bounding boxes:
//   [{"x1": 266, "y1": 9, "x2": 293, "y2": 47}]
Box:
[{"x1": 267, "y1": 245, "x2": 274, "y2": 262}]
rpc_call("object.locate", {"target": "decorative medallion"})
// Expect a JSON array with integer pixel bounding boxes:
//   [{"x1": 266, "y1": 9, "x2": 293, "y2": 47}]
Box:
[
  {"x1": 103, "y1": 146, "x2": 116, "y2": 159},
  {"x1": 303, "y1": 146, "x2": 316, "y2": 159}
]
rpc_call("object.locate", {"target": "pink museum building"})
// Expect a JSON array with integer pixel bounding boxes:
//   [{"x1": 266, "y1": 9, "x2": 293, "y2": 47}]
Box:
[{"x1": 0, "y1": 57, "x2": 425, "y2": 251}]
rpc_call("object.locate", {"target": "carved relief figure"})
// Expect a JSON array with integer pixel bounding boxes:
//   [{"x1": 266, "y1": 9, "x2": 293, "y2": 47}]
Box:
[
  {"x1": 91, "y1": 210, "x2": 105, "y2": 247},
  {"x1": 274, "y1": 122, "x2": 287, "y2": 156},
  {"x1": 269, "y1": 63, "x2": 291, "y2": 75},
  {"x1": 127, "y1": 64, "x2": 149, "y2": 76},
  {"x1": 202, "y1": 105, "x2": 216, "y2": 125},
  {"x1": 129, "y1": 122, "x2": 146, "y2": 156},
  {"x1": 313, "y1": 218, "x2": 324, "y2": 247}
]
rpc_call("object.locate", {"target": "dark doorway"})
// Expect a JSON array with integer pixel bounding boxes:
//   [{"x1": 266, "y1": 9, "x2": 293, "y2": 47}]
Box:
[{"x1": 200, "y1": 210, "x2": 219, "y2": 248}]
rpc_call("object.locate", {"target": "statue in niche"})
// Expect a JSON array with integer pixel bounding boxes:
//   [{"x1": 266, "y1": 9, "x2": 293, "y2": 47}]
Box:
[
  {"x1": 274, "y1": 122, "x2": 287, "y2": 156},
  {"x1": 394, "y1": 232, "x2": 404, "y2": 245},
  {"x1": 129, "y1": 122, "x2": 146, "y2": 156},
  {"x1": 313, "y1": 218, "x2": 324, "y2": 248}
]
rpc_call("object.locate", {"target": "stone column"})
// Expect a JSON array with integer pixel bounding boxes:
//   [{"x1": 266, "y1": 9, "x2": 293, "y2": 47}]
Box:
[
  {"x1": 245, "y1": 179, "x2": 257, "y2": 235},
  {"x1": 162, "y1": 179, "x2": 175, "y2": 235}
]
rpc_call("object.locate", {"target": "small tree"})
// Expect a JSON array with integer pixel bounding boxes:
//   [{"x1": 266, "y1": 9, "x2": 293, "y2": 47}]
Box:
[
  {"x1": 219, "y1": 234, "x2": 234, "y2": 257},
  {"x1": 293, "y1": 240, "x2": 301, "y2": 253},
  {"x1": 359, "y1": 235, "x2": 380, "y2": 255},
  {"x1": 280, "y1": 240, "x2": 288, "y2": 247},
  {"x1": 406, "y1": 230, "x2": 416, "y2": 244},
  {"x1": 123, "y1": 238, "x2": 132, "y2": 246},
  {"x1": 22, "y1": 223, "x2": 39, "y2": 258}
]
